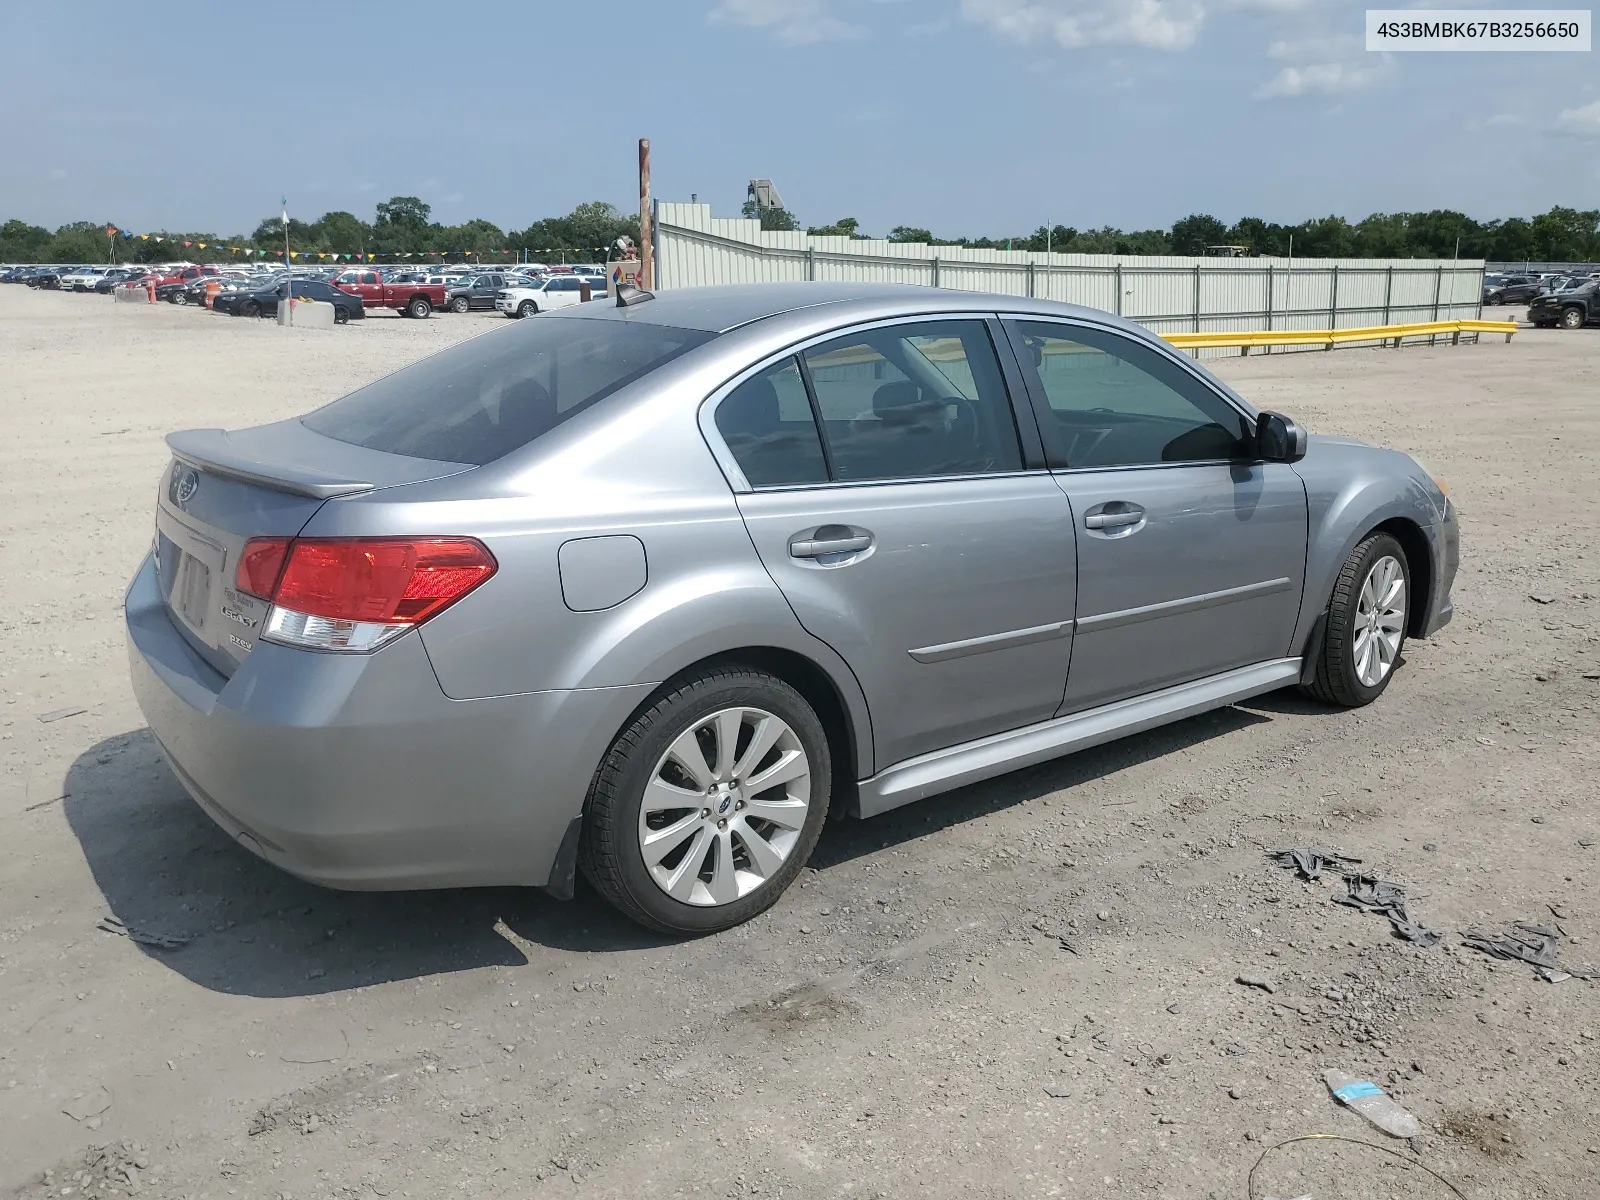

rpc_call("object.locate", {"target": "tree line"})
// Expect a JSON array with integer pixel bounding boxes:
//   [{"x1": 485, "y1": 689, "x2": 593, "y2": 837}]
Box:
[
  {"x1": 745, "y1": 202, "x2": 1600, "y2": 262},
  {"x1": 0, "y1": 198, "x2": 639, "y2": 265},
  {"x1": 7, "y1": 196, "x2": 1598, "y2": 265}
]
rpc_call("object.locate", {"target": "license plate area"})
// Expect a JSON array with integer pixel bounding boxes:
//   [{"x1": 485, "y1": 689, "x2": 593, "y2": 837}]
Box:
[{"x1": 155, "y1": 512, "x2": 225, "y2": 642}]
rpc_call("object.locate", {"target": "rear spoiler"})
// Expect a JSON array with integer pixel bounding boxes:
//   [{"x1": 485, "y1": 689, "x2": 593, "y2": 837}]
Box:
[{"x1": 166, "y1": 429, "x2": 375, "y2": 500}]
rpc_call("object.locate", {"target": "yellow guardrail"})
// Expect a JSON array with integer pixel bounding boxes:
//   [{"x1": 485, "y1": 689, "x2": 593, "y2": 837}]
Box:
[{"x1": 1162, "y1": 319, "x2": 1517, "y2": 355}]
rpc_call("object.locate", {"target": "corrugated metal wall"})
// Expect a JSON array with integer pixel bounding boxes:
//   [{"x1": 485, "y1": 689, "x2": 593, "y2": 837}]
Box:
[{"x1": 655, "y1": 203, "x2": 1486, "y2": 357}]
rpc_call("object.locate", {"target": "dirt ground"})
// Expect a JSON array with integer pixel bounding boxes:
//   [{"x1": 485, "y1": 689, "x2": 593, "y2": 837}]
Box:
[{"x1": 1, "y1": 288, "x2": 1597, "y2": 1200}]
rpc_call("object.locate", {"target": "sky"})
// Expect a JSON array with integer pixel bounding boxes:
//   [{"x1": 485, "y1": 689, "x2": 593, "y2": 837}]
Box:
[{"x1": 1, "y1": 0, "x2": 1596, "y2": 238}]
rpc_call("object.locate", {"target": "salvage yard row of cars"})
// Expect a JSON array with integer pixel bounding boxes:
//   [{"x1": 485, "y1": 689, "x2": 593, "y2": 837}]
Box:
[
  {"x1": 0, "y1": 261, "x2": 613, "y2": 322},
  {"x1": 1483, "y1": 269, "x2": 1600, "y2": 326}
]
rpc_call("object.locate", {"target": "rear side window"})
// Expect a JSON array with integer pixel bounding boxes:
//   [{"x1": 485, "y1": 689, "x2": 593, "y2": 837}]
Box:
[
  {"x1": 801, "y1": 320, "x2": 1023, "y2": 482},
  {"x1": 303, "y1": 318, "x2": 715, "y2": 465},
  {"x1": 715, "y1": 358, "x2": 828, "y2": 488}
]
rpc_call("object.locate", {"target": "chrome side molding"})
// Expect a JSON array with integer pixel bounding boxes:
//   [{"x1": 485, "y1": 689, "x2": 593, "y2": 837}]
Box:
[{"x1": 857, "y1": 657, "x2": 1303, "y2": 817}]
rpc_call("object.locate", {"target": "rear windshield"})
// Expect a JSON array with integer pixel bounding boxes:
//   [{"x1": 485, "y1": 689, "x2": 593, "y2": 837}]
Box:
[{"x1": 302, "y1": 317, "x2": 715, "y2": 465}]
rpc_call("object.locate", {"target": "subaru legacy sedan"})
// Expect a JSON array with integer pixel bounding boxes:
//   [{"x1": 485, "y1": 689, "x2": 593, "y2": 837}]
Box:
[{"x1": 126, "y1": 283, "x2": 1457, "y2": 934}]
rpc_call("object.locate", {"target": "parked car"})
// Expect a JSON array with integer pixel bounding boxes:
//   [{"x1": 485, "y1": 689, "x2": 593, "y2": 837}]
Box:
[
  {"x1": 1482, "y1": 274, "x2": 1539, "y2": 305},
  {"x1": 126, "y1": 282, "x2": 1458, "y2": 934},
  {"x1": 58, "y1": 266, "x2": 112, "y2": 292},
  {"x1": 1528, "y1": 279, "x2": 1598, "y2": 329},
  {"x1": 332, "y1": 268, "x2": 447, "y2": 318},
  {"x1": 29, "y1": 266, "x2": 80, "y2": 290},
  {"x1": 214, "y1": 276, "x2": 365, "y2": 321},
  {"x1": 91, "y1": 268, "x2": 141, "y2": 293},
  {"x1": 494, "y1": 274, "x2": 606, "y2": 317},
  {"x1": 445, "y1": 272, "x2": 512, "y2": 312},
  {"x1": 149, "y1": 263, "x2": 223, "y2": 290}
]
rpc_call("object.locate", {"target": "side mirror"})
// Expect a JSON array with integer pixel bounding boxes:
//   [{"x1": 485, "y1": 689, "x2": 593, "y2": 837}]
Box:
[{"x1": 1256, "y1": 411, "x2": 1307, "y2": 463}]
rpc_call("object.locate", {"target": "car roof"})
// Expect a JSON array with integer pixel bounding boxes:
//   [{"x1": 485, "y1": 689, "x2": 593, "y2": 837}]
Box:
[{"x1": 550, "y1": 281, "x2": 1121, "y2": 335}]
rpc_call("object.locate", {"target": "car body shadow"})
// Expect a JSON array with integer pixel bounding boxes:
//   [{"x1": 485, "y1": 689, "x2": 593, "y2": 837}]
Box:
[
  {"x1": 65, "y1": 700, "x2": 1278, "y2": 998},
  {"x1": 62, "y1": 730, "x2": 668, "y2": 1000}
]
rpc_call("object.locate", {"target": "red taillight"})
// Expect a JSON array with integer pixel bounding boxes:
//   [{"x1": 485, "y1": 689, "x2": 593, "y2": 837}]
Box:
[
  {"x1": 271, "y1": 538, "x2": 495, "y2": 624},
  {"x1": 235, "y1": 537, "x2": 290, "y2": 599},
  {"x1": 236, "y1": 537, "x2": 494, "y2": 626}
]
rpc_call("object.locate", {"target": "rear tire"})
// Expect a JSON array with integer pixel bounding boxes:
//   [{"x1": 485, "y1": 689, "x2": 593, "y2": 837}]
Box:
[
  {"x1": 1301, "y1": 532, "x2": 1410, "y2": 709},
  {"x1": 579, "y1": 666, "x2": 832, "y2": 935},
  {"x1": 407, "y1": 296, "x2": 432, "y2": 319}
]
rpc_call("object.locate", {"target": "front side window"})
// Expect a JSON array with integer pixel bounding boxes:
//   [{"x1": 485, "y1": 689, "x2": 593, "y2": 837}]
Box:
[
  {"x1": 714, "y1": 358, "x2": 829, "y2": 488},
  {"x1": 800, "y1": 320, "x2": 1023, "y2": 482},
  {"x1": 1006, "y1": 320, "x2": 1251, "y2": 469},
  {"x1": 303, "y1": 318, "x2": 715, "y2": 465}
]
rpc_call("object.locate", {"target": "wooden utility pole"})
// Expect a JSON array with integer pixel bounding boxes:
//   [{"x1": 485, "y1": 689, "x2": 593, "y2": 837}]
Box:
[{"x1": 638, "y1": 138, "x2": 654, "y2": 290}]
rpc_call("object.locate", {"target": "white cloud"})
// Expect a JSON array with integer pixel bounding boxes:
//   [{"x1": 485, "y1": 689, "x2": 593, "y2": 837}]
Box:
[
  {"x1": 708, "y1": 0, "x2": 866, "y2": 44},
  {"x1": 959, "y1": 0, "x2": 1205, "y2": 51},
  {"x1": 1555, "y1": 98, "x2": 1600, "y2": 137},
  {"x1": 1256, "y1": 59, "x2": 1388, "y2": 97},
  {"x1": 1255, "y1": 30, "x2": 1391, "y2": 98}
]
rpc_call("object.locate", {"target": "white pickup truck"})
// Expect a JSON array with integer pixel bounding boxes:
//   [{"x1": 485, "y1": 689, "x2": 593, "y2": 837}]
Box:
[{"x1": 494, "y1": 274, "x2": 607, "y2": 318}]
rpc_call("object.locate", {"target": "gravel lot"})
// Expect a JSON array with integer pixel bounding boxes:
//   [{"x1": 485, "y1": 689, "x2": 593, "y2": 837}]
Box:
[{"x1": 2, "y1": 289, "x2": 1597, "y2": 1200}]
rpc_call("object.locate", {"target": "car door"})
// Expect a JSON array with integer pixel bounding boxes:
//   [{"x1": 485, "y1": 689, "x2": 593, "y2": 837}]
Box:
[
  {"x1": 1002, "y1": 318, "x2": 1308, "y2": 715},
  {"x1": 719, "y1": 317, "x2": 1077, "y2": 771},
  {"x1": 545, "y1": 277, "x2": 581, "y2": 309}
]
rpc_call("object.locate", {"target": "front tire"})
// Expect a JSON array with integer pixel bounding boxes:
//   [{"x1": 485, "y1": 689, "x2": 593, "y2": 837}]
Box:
[
  {"x1": 580, "y1": 667, "x2": 832, "y2": 935},
  {"x1": 1560, "y1": 307, "x2": 1585, "y2": 330},
  {"x1": 1302, "y1": 533, "x2": 1410, "y2": 708},
  {"x1": 1487, "y1": 293, "x2": 1503, "y2": 306},
  {"x1": 517, "y1": 301, "x2": 536, "y2": 318},
  {"x1": 334, "y1": 306, "x2": 349, "y2": 324},
  {"x1": 171, "y1": 292, "x2": 188, "y2": 306},
  {"x1": 241, "y1": 300, "x2": 260, "y2": 318},
  {"x1": 449, "y1": 296, "x2": 469, "y2": 314}
]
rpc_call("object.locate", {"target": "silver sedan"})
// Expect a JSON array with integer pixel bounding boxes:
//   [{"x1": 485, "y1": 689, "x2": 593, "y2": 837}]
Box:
[{"x1": 126, "y1": 283, "x2": 1458, "y2": 933}]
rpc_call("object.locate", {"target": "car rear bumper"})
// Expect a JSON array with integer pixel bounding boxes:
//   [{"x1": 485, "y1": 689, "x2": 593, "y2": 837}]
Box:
[{"x1": 125, "y1": 553, "x2": 653, "y2": 891}]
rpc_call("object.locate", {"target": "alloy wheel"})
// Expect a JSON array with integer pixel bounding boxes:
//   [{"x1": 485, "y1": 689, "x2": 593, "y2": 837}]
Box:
[
  {"x1": 1353, "y1": 555, "x2": 1406, "y2": 687},
  {"x1": 637, "y1": 706, "x2": 811, "y2": 907}
]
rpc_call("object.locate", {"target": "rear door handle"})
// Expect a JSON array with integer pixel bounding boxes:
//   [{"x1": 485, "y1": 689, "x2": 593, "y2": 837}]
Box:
[
  {"x1": 789, "y1": 529, "x2": 873, "y2": 559},
  {"x1": 1083, "y1": 503, "x2": 1145, "y2": 530}
]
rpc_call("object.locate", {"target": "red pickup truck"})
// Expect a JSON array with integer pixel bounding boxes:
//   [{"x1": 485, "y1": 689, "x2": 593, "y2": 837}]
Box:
[{"x1": 333, "y1": 269, "x2": 448, "y2": 318}]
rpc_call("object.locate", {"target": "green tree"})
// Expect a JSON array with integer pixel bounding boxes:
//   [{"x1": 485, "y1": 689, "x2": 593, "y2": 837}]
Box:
[
  {"x1": 740, "y1": 199, "x2": 800, "y2": 232},
  {"x1": 0, "y1": 218, "x2": 51, "y2": 260},
  {"x1": 1168, "y1": 214, "x2": 1229, "y2": 256},
  {"x1": 1529, "y1": 206, "x2": 1600, "y2": 260},
  {"x1": 317, "y1": 210, "x2": 372, "y2": 253},
  {"x1": 887, "y1": 225, "x2": 933, "y2": 244},
  {"x1": 1227, "y1": 217, "x2": 1290, "y2": 256},
  {"x1": 1484, "y1": 217, "x2": 1534, "y2": 262},
  {"x1": 808, "y1": 217, "x2": 865, "y2": 238}
]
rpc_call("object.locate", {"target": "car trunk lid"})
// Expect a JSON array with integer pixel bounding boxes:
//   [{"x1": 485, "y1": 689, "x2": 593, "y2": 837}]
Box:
[{"x1": 155, "y1": 422, "x2": 473, "y2": 677}]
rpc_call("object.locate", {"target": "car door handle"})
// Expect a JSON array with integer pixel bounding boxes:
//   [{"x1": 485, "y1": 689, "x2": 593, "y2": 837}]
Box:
[
  {"x1": 790, "y1": 532, "x2": 872, "y2": 559},
  {"x1": 1083, "y1": 503, "x2": 1145, "y2": 530}
]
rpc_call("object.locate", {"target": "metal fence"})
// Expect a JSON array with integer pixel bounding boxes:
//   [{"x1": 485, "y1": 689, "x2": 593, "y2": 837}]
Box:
[
  {"x1": 1487, "y1": 261, "x2": 1600, "y2": 275},
  {"x1": 655, "y1": 203, "x2": 1487, "y2": 357}
]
